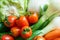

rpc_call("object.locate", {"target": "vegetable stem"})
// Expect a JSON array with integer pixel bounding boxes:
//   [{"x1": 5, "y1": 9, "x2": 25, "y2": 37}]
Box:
[{"x1": 31, "y1": 11, "x2": 59, "y2": 32}]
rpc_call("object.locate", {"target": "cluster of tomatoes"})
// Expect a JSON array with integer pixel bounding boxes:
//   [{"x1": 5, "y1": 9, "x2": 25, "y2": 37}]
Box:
[{"x1": 2, "y1": 12, "x2": 38, "y2": 40}]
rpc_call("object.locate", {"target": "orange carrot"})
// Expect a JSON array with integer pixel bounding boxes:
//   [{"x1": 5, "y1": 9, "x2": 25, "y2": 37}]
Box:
[
  {"x1": 54, "y1": 38, "x2": 60, "y2": 40},
  {"x1": 44, "y1": 29, "x2": 60, "y2": 40}
]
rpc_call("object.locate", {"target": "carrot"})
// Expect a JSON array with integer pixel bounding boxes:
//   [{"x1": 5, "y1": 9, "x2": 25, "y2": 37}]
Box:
[
  {"x1": 44, "y1": 29, "x2": 60, "y2": 40},
  {"x1": 54, "y1": 38, "x2": 60, "y2": 40}
]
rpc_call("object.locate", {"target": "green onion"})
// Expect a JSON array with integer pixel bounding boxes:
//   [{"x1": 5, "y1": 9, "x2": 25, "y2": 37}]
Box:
[
  {"x1": 31, "y1": 11, "x2": 59, "y2": 32},
  {"x1": 27, "y1": 13, "x2": 60, "y2": 40}
]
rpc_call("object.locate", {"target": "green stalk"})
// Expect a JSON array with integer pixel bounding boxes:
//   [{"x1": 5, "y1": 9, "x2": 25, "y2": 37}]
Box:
[
  {"x1": 27, "y1": 23, "x2": 56, "y2": 40},
  {"x1": 39, "y1": 13, "x2": 58, "y2": 30},
  {"x1": 27, "y1": 13, "x2": 60, "y2": 40},
  {"x1": 39, "y1": 4, "x2": 48, "y2": 17},
  {"x1": 31, "y1": 11, "x2": 59, "y2": 32}
]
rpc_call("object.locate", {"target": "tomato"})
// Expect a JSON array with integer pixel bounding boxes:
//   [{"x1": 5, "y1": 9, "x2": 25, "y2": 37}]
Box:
[
  {"x1": 20, "y1": 26, "x2": 32, "y2": 38},
  {"x1": 4, "y1": 16, "x2": 17, "y2": 27},
  {"x1": 2, "y1": 35, "x2": 14, "y2": 40},
  {"x1": 11, "y1": 27, "x2": 20, "y2": 37},
  {"x1": 15, "y1": 20, "x2": 19, "y2": 26},
  {"x1": 26, "y1": 15, "x2": 29, "y2": 20},
  {"x1": 16, "y1": 16, "x2": 29, "y2": 28},
  {"x1": 4, "y1": 22, "x2": 15, "y2": 28},
  {"x1": 33, "y1": 36, "x2": 46, "y2": 40},
  {"x1": 28, "y1": 12, "x2": 38, "y2": 24},
  {"x1": 26, "y1": 15, "x2": 31, "y2": 25}
]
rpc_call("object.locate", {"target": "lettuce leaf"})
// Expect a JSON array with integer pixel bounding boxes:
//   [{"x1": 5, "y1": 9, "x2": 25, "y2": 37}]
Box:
[{"x1": 0, "y1": 0, "x2": 29, "y2": 22}]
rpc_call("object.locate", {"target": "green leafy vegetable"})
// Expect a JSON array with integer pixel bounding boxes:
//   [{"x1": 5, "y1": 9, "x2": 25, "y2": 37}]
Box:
[
  {"x1": 24, "y1": 0, "x2": 29, "y2": 11},
  {"x1": 0, "y1": 0, "x2": 30, "y2": 22}
]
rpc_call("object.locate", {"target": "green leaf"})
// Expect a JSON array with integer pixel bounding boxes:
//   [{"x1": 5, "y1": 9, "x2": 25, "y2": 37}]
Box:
[
  {"x1": 0, "y1": 0, "x2": 30, "y2": 22},
  {"x1": 0, "y1": 10, "x2": 5, "y2": 22},
  {"x1": 39, "y1": 5, "x2": 48, "y2": 17},
  {"x1": 8, "y1": 0, "x2": 22, "y2": 9},
  {"x1": 43, "y1": 4, "x2": 48, "y2": 12},
  {"x1": 39, "y1": 7, "x2": 43, "y2": 17}
]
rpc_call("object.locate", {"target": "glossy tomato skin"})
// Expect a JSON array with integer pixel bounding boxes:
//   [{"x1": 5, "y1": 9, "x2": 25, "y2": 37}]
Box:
[
  {"x1": 16, "y1": 16, "x2": 29, "y2": 28},
  {"x1": 2, "y1": 35, "x2": 14, "y2": 40},
  {"x1": 8, "y1": 16, "x2": 17, "y2": 23},
  {"x1": 4, "y1": 16, "x2": 17, "y2": 27},
  {"x1": 11, "y1": 27, "x2": 20, "y2": 37},
  {"x1": 20, "y1": 26, "x2": 32, "y2": 39},
  {"x1": 33, "y1": 36, "x2": 46, "y2": 40},
  {"x1": 28, "y1": 12, "x2": 38, "y2": 24}
]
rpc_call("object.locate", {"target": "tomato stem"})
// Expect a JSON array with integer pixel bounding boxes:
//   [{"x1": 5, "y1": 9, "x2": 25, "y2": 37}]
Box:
[{"x1": 22, "y1": 28, "x2": 30, "y2": 34}]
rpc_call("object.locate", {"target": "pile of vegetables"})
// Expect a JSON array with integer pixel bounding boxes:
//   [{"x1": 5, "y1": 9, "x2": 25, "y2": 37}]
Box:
[{"x1": 0, "y1": 0, "x2": 60, "y2": 40}]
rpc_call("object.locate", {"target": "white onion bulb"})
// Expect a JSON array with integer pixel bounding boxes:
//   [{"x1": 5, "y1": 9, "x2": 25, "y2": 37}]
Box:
[
  {"x1": 53, "y1": 17, "x2": 60, "y2": 29},
  {"x1": 28, "y1": 0, "x2": 49, "y2": 12}
]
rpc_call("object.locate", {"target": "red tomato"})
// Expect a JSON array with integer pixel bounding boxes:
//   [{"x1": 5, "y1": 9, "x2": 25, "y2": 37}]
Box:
[
  {"x1": 15, "y1": 20, "x2": 19, "y2": 27},
  {"x1": 11, "y1": 27, "x2": 20, "y2": 37},
  {"x1": 28, "y1": 12, "x2": 38, "y2": 24},
  {"x1": 8, "y1": 16, "x2": 17, "y2": 23},
  {"x1": 26, "y1": 15, "x2": 29, "y2": 20},
  {"x1": 33, "y1": 36, "x2": 46, "y2": 40},
  {"x1": 4, "y1": 16, "x2": 17, "y2": 27},
  {"x1": 16, "y1": 16, "x2": 29, "y2": 28},
  {"x1": 26, "y1": 15, "x2": 31, "y2": 25},
  {"x1": 4, "y1": 22, "x2": 15, "y2": 28},
  {"x1": 2, "y1": 35, "x2": 14, "y2": 40},
  {"x1": 20, "y1": 26, "x2": 32, "y2": 39}
]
